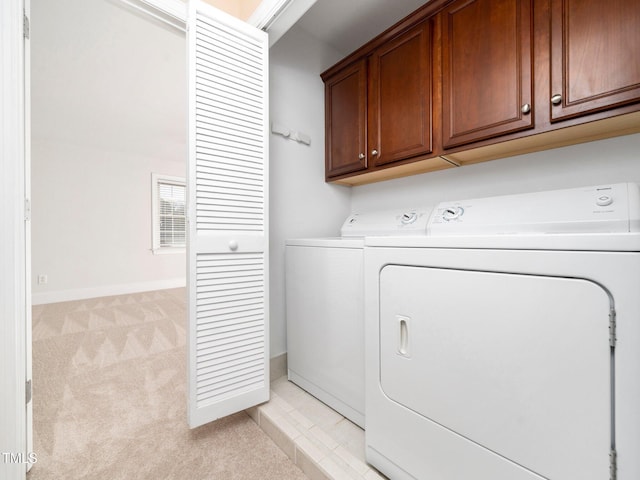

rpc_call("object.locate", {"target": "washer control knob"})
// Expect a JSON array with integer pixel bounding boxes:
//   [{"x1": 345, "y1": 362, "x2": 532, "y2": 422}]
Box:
[
  {"x1": 401, "y1": 212, "x2": 418, "y2": 224},
  {"x1": 442, "y1": 206, "x2": 464, "y2": 221},
  {"x1": 596, "y1": 194, "x2": 613, "y2": 207}
]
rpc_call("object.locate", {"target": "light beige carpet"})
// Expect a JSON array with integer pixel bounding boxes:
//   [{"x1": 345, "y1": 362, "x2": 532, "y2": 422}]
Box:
[{"x1": 28, "y1": 288, "x2": 306, "y2": 480}]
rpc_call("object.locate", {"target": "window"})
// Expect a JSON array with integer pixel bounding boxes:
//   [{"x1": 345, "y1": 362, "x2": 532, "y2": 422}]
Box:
[{"x1": 152, "y1": 173, "x2": 186, "y2": 253}]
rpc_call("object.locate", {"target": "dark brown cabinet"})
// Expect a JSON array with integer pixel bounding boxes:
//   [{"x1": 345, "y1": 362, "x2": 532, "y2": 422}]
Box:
[
  {"x1": 368, "y1": 22, "x2": 432, "y2": 166},
  {"x1": 323, "y1": 21, "x2": 440, "y2": 181},
  {"x1": 322, "y1": 0, "x2": 640, "y2": 185},
  {"x1": 549, "y1": 0, "x2": 640, "y2": 122},
  {"x1": 324, "y1": 59, "x2": 367, "y2": 178},
  {"x1": 441, "y1": 0, "x2": 533, "y2": 148}
]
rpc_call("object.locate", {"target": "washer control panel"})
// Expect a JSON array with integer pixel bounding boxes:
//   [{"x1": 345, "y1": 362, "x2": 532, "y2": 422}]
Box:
[
  {"x1": 401, "y1": 212, "x2": 419, "y2": 225},
  {"x1": 596, "y1": 193, "x2": 613, "y2": 207},
  {"x1": 429, "y1": 183, "x2": 640, "y2": 235},
  {"x1": 341, "y1": 208, "x2": 433, "y2": 237},
  {"x1": 442, "y1": 207, "x2": 464, "y2": 221}
]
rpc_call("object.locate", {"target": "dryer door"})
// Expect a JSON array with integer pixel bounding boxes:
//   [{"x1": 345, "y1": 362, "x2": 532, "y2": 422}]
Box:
[{"x1": 380, "y1": 266, "x2": 612, "y2": 480}]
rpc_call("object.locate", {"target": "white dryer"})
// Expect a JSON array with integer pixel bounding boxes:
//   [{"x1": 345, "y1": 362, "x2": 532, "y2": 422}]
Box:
[
  {"x1": 364, "y1": 183, "x2": 640, "y2": 480},
  {"x1": 286, "y1": 209, "x2": 431, "y2": 427}
]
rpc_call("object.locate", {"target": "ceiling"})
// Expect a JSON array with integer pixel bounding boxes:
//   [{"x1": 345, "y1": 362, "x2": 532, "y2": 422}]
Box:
[{"x1": 295, "y1": 0, "x2": 431, "y2": 55}]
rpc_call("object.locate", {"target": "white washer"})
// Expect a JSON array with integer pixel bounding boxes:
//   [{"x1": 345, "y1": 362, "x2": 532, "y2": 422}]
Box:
[
  {"x1": 364, "y1": 183, "x2": 640, "y2": 480},
  {"x1": 286, "y1": 209, "x2": 431, "y2": 427}
]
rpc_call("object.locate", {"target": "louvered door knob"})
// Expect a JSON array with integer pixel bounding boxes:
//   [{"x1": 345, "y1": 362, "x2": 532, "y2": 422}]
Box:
[
  {"x1": 551, "y1": 94, "x2": 563, "y2": 105},
  {"x1": 228, "y1": 240, "x2": 238, "y2": 251}
]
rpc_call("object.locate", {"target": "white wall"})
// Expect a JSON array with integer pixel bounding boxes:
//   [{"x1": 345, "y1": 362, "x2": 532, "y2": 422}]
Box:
[
  {"x1": 31, "y1": 0, "x2": 187, "y2": 304},
  {"x1": 31, "y1": 140, "x2": 186, "y2": 304},
  {"x1": 269, "y1": 25, "x2": 352, "y2": 356},
  {"x1": 351, "y1": 133, "x2": 640, "y2": 212}
]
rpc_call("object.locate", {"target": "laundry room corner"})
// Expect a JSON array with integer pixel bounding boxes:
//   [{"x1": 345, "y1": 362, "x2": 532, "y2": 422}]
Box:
[{"x1": 268, "y1": 24, "x2": 352, "y2": 361}]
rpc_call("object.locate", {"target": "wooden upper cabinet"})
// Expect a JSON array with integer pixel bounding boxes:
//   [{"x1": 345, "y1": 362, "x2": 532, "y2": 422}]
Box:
[
  {"x1": 368, "y1": 21, "x2": 432, "y2": 167},
  {"x1": 550, "y1": 0, "x2": 640, "y2": 121},
  {"x1": 324, "y1": 59, "x2": 367, "y2": 179},
  {"x1": 321, "y1": 0, "x2": 640, "y2": 185},
  {"x1": 441, "y1": 0, "x2": 533, "y2": 149}
]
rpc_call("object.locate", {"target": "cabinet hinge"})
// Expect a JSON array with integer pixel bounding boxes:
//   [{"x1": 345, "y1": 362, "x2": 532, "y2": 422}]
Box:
[
  {"x1": 23, "y1": 12, "x2": 30, "y2": 39},
  {"x1": 609, "y1": 308, "x2": 617, "y2": 348},
  {"x1": 26, "y1": 379, "x2": 32, "y2": 404},
  {"x1": 24, "y1": 198, "x2": 31, "y2": 222},
  {"x1": 610, "y1": 448, "x2": 617, "y2": 480}
]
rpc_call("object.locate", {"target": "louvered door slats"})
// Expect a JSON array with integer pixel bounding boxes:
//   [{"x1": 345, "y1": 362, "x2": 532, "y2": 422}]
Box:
[
  {"x1": 195, "y1": 143, "x2": 262, "y2": 162},
  {"x1": 188, "y1": 1, "x2": 268, "y2": 428},
  {"x1": 197, "y1": 320, "x2": 263, "y2": 338},
  {"x1": 196, "y1": 201, "x2": 262, "y2": 215},
  {"x1": 197, "y1": 341, "x2": 264, "y2": 368},
  {"x1": 197, "y1": 295, "x2": 263, "y2": 312},
  {"x1": 197, "y1": 331, "x2": 263, "y2": 356},
  {"x1": 196, "y1": 117, "x2": 263, "y2": 143},
  {"x1": 196, "y1": 133, "x2": 263, "y2": 154},
  {"x1": 195, "y1": 103, "x2": 262, "y2": 128},
  {"x1": 196, "y1": 76, "x2": 262, "y2": 108},
  {"x1": 196, "y1": 125, "x2": 263, "y2": 147},
  {"x1": 196, "y1": 162, "x2": 262, "y2": 179},
  {"x1": 195, "y1": 56, "x2": 262, "y2": 89},
  {"x1": 195, "y1": 59, "x2": 262, "y2": 91},
  {"x1": 197, "y1": 349, "x2": 263, "y2": 372},
  {"x1": 198, "y1": 355, "x2": 263, "y2": 379},
  {"x1": 197, "y1": 279, "x2": 263, "y2": 290},
  {"x1": 196, "y1": 317, "x2": 264, "y2": 337},
  {"x1": 196, "y1": 172, "x2": 263, "y2": 189}
]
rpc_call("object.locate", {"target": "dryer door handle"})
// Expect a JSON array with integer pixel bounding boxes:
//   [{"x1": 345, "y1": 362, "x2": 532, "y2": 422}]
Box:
[{"x1": 397, "y1": 315, "x2": 411, "y2": 357}]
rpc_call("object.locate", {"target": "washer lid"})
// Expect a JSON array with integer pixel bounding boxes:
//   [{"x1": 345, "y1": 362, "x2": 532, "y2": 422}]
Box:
[
  {"x1": 429, "y1": 183, "x2": 640, "y2": 236},
  {"x1": 341, "y1": 208, "x2": 433, "y2": 237}
]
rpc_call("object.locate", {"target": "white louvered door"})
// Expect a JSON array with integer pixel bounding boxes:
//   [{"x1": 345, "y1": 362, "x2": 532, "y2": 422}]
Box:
[{"x1": 187, "y1": 1, "x2": 269, "y2": 428}]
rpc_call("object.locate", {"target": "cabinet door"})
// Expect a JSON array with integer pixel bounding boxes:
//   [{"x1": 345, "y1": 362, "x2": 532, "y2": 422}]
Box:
[
  {"x1": 324, "y1": 60, "x2": 367, "y2": 179},
  {"x1": 369, "y1": 22, "x2": 432, "y2": 167},
  {"x1": 550, "y1": 0, "x2": 640, "y2": 121},
  {"x1": 442, "y1": 0, "x2": 533, "y2": 148}
]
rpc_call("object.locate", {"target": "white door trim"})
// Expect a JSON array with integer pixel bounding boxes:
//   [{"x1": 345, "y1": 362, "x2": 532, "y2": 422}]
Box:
[
  {"x1": 118, "y1": 0, "x2": 316, "y2": 47},
  {"x1": 247, "y1": 0, "x2": 316, "y2": 46},
  {"x1": 24, "y1": 0, "x2": 33, "y2": 470},
  {"x1": 0, "y1": 0, "x2": 28, "y2": 478}
]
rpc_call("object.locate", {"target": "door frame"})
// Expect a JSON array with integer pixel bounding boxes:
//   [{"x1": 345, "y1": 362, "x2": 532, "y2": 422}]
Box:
[
  {"x1": 1, "y1": 0, "x2": 28, "y2": 478},
  {"x1": 0, "y1": 1, "x2": 307, "y2": 477}
]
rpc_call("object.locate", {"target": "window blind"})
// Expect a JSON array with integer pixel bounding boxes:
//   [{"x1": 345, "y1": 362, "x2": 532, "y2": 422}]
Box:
[{"x1": 158, "y1": 181, "x2": 186, "y2": 247}]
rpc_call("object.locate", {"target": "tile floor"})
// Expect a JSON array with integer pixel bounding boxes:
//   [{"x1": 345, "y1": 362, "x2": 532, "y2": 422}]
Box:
[{"x1": 246, "y1": 376, "x2": 387, "y2": 480}]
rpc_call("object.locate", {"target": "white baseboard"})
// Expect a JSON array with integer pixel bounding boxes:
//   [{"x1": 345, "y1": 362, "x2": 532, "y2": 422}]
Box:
[{"x1": 31, "y1": 278, "x2": 186, "y2": 305}]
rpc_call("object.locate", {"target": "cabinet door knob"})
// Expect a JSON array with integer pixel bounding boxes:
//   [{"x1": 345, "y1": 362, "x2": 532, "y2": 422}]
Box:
[
  {"x1": 228, "y1": 240, "x2": 238, "y2": 251},
  {"x1": 358, "y1": 153, "x2": 365, "y2": 160},
  {"x1": 371, "y1": 149, "x2": 379, "y2": 156},
  {"x1": 551, "y1": 94, "x2": 563, "y2": 105},
  {"x1": 521, "y1": 103, "x2": 531, "y2": 114}
]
